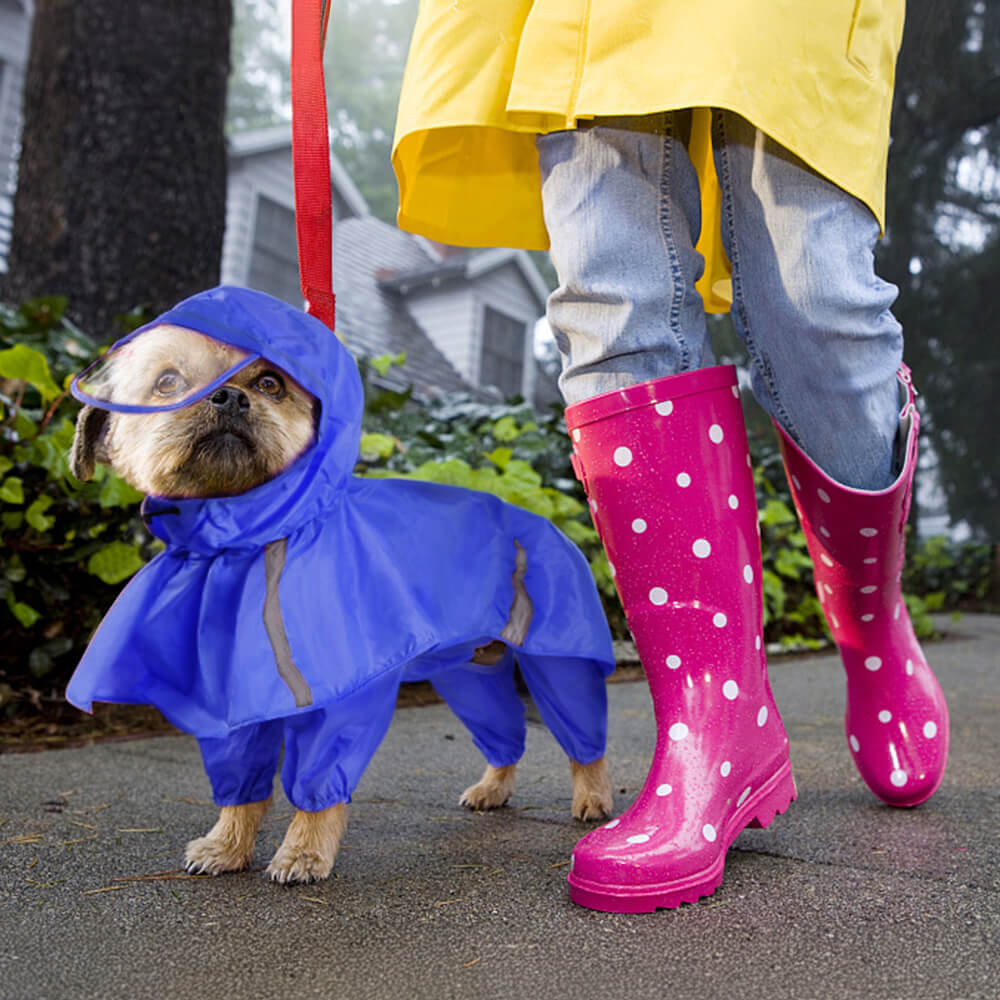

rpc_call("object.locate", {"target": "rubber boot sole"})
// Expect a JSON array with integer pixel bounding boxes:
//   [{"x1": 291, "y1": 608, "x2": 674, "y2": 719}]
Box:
[{"x1": 567, "y1": 759, "x2": 797, "y2": 913}]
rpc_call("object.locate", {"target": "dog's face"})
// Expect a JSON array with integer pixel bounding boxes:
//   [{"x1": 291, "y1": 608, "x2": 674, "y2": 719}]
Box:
[{"x1": 71, "y1": 324, "x2": 317, "y2": 498}]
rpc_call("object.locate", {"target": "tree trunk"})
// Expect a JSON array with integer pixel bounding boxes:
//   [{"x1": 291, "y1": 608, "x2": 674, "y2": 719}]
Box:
[{"x1": 2, "y1": 0, "x2": 233, "y2": 336}]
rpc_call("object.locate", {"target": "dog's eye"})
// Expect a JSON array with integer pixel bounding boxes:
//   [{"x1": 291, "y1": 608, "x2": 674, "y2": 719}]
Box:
[
  {"x1": 253, "y1": 371, "x2": 286, "y2": 399},
  {"x1": 153, "y1": 369, "x2": 187, "y2": 396}
]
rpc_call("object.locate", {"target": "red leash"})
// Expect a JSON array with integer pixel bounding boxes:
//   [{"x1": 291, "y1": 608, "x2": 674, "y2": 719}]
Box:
[{"x1": 290, "y1": 0, "x2": 336, "y2": 331}]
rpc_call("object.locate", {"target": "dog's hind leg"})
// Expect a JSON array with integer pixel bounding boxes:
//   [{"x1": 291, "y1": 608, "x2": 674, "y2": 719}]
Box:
[
  {"x1": 430, "y1": 651, "x2": 528, "y2": 811},
  {"x1": 266, "y1": 803, "x2": 347, "y2": 884},
  {"x1": 185, "y1": 798, "x2": 272, "y2": 874},
  {"x1": 570, "y1": 758, "x2": 613, "y2": 821}
]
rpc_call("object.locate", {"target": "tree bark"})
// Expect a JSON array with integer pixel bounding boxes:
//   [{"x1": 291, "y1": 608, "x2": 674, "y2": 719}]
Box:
[{"x1": 2, "y1": 0, "x2": 233, "y2": 336}]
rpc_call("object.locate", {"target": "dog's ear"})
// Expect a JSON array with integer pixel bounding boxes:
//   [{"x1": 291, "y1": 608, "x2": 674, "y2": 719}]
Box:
[{"x1": 70, "y1": 405, "x2": 111, "y2": 481}]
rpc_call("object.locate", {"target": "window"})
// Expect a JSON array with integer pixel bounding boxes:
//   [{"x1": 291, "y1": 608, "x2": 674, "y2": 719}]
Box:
[
  {"x1": 479, "y1": 307, "x2": 525, "y2": 397},
  {"x1": 247, "y1": 196, "x2": 301, "y2": 306}
]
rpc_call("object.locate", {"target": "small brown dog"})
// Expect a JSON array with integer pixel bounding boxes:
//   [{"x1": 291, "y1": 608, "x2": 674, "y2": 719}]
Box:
[{"x1": 70, "y1": 319, "x2": 612, "y2": 883}]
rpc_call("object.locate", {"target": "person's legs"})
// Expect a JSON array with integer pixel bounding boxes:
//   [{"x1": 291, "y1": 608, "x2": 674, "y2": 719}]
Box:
[
  {"x1": 713, "y1": 110, "x2": 948, "y2": 805},
  {"x1": 537, "y1": 115, "x2": 713, "y2": 405},
  {"x1": 538, "y1": 119, "x2": 793, "y2": 912},
  {"x1": 712, "y1": 109, "x2": 902, "y2": 491}
]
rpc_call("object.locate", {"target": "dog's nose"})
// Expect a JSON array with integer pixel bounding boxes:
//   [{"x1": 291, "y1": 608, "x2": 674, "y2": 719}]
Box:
[{"x1": 209, "y1": 386, "x2": 250, "y2": 415}]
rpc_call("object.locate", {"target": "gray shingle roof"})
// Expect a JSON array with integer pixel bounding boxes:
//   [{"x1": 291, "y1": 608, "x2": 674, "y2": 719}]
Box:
[{"x1": 333, "y1": 216, "x2": 476, "y2": 398}]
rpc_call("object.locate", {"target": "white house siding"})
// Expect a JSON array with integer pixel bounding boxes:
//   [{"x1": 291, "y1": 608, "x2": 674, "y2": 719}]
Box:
[
  {"x1": 471, "y1": 261, "x2": 540, "y2": 401},
  {"x1": 406, "y1": 263, "x2": 542, "y2": 399},
  {"x1": 404, "y1": 283, "x2": 479, "y2": 384},
  {"x1": 220, "y1": 147, "x2": 296, "y2": 290},
  {"x1": 0, "y1": 2, "x2": 31, "y2": 274}
]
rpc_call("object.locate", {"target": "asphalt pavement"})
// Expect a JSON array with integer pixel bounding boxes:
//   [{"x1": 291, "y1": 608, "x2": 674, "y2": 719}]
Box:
[{"x1": 1, "y1": 614, "x2": 998, "y2": 1000}]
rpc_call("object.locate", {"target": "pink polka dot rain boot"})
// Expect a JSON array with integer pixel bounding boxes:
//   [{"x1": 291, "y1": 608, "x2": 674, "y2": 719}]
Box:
[
  {"x1": 564, "y1": 365, "x2": 796, "y2": 912},
  {"x1": 776, "y1": 365, "x2": 949, "y2": 807}
]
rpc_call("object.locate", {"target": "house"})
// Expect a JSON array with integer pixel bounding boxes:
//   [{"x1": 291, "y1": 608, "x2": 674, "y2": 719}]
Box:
[
  {"x1": 0, "y1": 0, "x2": 552, "y2": 403},
  {"x1": 223, "y1": 125, "x2": 554, "y2": 403}
]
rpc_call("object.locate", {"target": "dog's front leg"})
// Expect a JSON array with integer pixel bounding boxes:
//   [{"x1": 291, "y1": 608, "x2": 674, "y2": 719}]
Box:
[
  {"x1": 185, "y1": 798, "x2": 272, "y2": 874},
  {"x1": 266, "y1": 803, "x2": 347, "y2": 884},
  {"x1": 460, "y1": 763, "x2": 518, "y2": 810}
]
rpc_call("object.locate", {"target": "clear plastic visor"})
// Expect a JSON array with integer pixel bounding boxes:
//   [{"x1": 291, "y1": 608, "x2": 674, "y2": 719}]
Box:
[{"x1": 71, "y1": 325, "x2": 259, "y2": 413}]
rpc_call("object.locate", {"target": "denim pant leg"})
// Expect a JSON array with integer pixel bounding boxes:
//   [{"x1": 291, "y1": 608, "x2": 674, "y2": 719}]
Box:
[
  {"x1": 712, "y1": 110, "x2": 903, "y2": 490},
  {"x1": 536, "y1": 120, "x2": 712, "y2": 406}
]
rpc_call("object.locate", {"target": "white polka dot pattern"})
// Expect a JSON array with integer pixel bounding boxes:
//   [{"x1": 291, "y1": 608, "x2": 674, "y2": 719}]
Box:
[{"x1": 563, "y1": 374, "x2": 798, "y2": 892}]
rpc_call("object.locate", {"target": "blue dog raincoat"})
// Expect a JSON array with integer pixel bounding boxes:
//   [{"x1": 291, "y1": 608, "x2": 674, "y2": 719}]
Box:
[{"x1": 67, "y1": 286, "x2": 614, "y2": 811}]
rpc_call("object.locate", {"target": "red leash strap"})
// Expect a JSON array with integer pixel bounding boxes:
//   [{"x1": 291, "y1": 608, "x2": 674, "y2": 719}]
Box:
[{"x1": 291, "y1": 0, "x2": 336, "y2": 331}]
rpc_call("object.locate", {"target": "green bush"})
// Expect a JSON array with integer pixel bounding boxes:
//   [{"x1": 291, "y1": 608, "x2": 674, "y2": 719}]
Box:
[
  {"x1": 1, "y1": 304, "x2": 990, "y2": 721},
  {"x1": 0, "y1": 299, "x2": 157, "y2": 717}
]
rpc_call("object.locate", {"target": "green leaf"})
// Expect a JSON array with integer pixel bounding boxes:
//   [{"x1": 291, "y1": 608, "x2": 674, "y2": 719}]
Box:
[
  {"x1": 0, "y1": 344, "x2": 62, "y2": 404},
  {"x1": 0, "y1": 477, "x2": 25, "y2": 504},
  {"x1": 773, "y1": 547, "x2": 813, "y2": 579},
  {"x1": 560, "y1": 519, "x2": 599, "y2": 546},
  {"x1": 9, "y1": 599, "x2": 42, "y2": 629},
  {"x1": 492, "y1": 416, "x2": 521, "y2": 442},
  {"x1": 760, "y1": 498, "x2": 796, "y2": 526},
  {"x1": 25, "y1": 495, "x2": 56, "y2": 533},
  {"x1": 4, "y1": 553, "x2": 26, "y2": 582},
  {"x1": 0, "y1": 456, "x2": 13, "y2": 477},
  {"x1": 13, "y1": 411, "x2": 37, "y2": 439},
  {"x1": 87, "y1": 541, "x2": 146, "y2": 584},
  {"x1": 484, "y1": 447, "x2": 513, "y2": 470},
  {"x1": 359, "y1": 432, "x2": 397, "y2": 461},
  {"x1": 1, "y1": 512, "x2": 23, "y2": 532},
  {"x1": 500, "y1": 459, "x2": 542, "y2": 489},
  {"x1": 97, "y1": 473, "x2": 145, "y2": 509},
  {"x1": 369, "y1": 351, "x2": 407, "y2": 377}
]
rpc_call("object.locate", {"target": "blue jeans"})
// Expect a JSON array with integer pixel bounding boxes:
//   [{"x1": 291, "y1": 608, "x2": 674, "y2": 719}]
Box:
[{"x1": 537, "y1": 110, "x2": 903, "y2": 490}]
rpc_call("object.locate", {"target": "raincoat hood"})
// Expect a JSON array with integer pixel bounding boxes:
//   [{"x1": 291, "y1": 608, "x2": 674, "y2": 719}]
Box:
[
  {"x1": 66, "y1": 288, "x2": 614, "y2": 809},
  {"x1": 93, "y1": 286, "x2": 365, "y2": 554}
]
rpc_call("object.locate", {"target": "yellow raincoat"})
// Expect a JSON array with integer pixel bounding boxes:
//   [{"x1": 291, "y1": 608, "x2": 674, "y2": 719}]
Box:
[{"x1": 392, "y1": 1, "x2": 904, "y2": 311}]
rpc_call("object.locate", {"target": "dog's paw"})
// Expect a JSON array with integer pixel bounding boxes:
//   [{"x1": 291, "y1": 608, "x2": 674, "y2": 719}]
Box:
[
  {"x1": 266, "y1": 804, "x2": 345, "y2": 884},
  {"x1": 184, "y1": 800, "x2": 270, "y2": 875},
  {"x1": 184, "y1": 835, "x2": 253, "y2": 875},
  {"x1": 266, "y1": 846, "x2": 335, "y2": 884},
  {"x1": 460, "y1": 763, "x2": 517, "y2": 811},
  {"x1": 570, "y1": 758, "x2": 613, "y2": 822}
]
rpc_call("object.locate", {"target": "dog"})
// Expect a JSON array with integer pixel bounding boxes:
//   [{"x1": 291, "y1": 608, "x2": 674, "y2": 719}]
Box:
[{"x1": 67, "y1": 286, "x2": 615, "y2": 884}]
